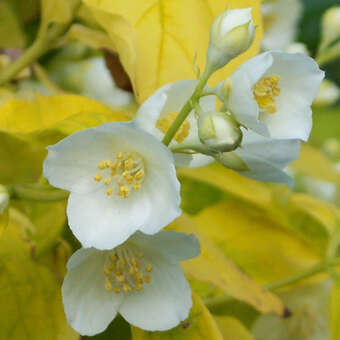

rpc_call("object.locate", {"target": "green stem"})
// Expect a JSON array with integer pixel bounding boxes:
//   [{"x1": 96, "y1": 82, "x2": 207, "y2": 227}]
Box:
[
  {"x1": 162, "y1": 68, "x2": 212, "y2": 146},
  {"x1": 205, "y1": 257, "x2": 340, "y2": 312},
  {"x1": 0, "y1": 25, "x2": 66, "y2": 86},
  {"x1": 11, "y1": 184, "x2": 69, "y2": 202}
]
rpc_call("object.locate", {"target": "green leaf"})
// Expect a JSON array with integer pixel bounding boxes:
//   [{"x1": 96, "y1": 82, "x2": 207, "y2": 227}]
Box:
[
  {"x1": 0, "y1": 237, "x2": 78, "y2": 340},
  {"x1": 131, "y1": 293, "x2": 223, "y2": 340},
  {"x1": 330, "y1": 279, "x2": 340, "y2": 340},
  {"x1": 0, "y1": 2, "x2": 26, "y2": 48}
]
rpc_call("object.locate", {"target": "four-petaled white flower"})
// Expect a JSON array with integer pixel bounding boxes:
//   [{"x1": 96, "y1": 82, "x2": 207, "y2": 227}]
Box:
[
  {"x1": 261, "y1": 0, "x2": 302, "y2": 50},
  {"x1": 136, "y1": 79, "x2": 216, "y2": 168},
  {"x1": 226, "y1": 129, "x2": 301, "y2": 186},
  {"x1": 43, "y1": 121, "x2": 181, "y2": 250},
  {"x1": 62, "y1": 230, "x2": 200, "y2": 335},
  {"x1": 221, "y1": 51, "x2": 324, "y2": 141}
]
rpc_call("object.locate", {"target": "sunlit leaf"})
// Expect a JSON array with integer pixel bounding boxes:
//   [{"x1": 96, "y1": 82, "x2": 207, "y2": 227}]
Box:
[
  {"x1": 0, "y1": 94, "x2": 128, "y2": 184},
  {"x1": 171, "y1": 215, "x2": 285, "y2": 316},
  {"x1": 214, "y1": 316, "x2": 255, "y2": 340},
  {"x1": 83, "y1": 0, "x2": 263, "y2": 102},
  {"x1": 131, "y1": 293, "x2": 223, "y2": 340},
  {"x1": 330, "y1": 279, "x2": 340, "y2": 340},
  {"x1": 193, "y1": 203, "x2": 320, "y2": 284}
]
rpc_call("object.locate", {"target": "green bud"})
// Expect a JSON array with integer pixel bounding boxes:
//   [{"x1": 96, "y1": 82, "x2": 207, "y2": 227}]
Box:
[
  {"x1": 321, "y1": 6, "x2": 340, "y2": 48},
  {"x1": 214, "y1": 152, "x2": 249, "y2": 172},
  {"x1": 198, "y1": 111, "x2": 243, "y2": 152}
]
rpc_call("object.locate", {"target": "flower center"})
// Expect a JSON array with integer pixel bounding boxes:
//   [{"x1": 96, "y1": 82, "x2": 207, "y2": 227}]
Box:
[
  {"x1": 94, "y1": 152, "x2": 145, "y2": 199},
  {"x1": 252, "y1": 74, "x2": 281, "y2": 114},
  {"x1": 103, "y1": 247, "x2": 152, "y2": 294},
  {"x1": 156, "y1": 112, "x2": 190, "y2": 143}
]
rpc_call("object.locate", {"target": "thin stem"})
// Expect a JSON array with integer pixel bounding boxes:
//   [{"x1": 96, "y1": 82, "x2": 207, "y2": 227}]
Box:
[
  {"x1": 205, "y1": 257, "x2": 340, "y2": 312},
  {"x1": 11, "y1": 184, "x2": 69, "y2": 202},
  {"x1": 0, "y1": 25, "x2": 66, "y2": 86},
  {"x1": 162, "y1": 68, "x2": 212, "y2": 146},
  {"x1": 32, "y1": 63, "x2": 65, "y2": 93}
]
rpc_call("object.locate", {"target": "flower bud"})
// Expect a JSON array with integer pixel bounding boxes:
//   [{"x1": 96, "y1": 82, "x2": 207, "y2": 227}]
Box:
[
  {"x1": 0, "y1": 185, "x2": 9, "y2": 215},
  {"x1": 198, "y1": 111, "x2": 242, "y2": 152},
  {"x1": 207, "y1": 8, "x2": 255, "y2": 72},
  {"x1": 320, "y1": 6, "x2": 340, "y2": 48},
  {"x1": 214, "y1": 152, "x2": 249, "y2": 171}
]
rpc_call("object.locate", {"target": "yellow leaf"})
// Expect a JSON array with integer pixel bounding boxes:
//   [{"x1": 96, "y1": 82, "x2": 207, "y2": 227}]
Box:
[
  {"x1": 0, "y1": 94, "x2": 128, "y2": 184},
  {"x1": 131, "y1": 293, "x2": 223, "y2": 340},
  {"x1": 171, "y1": 215, "x2": 285, "y2": 316},
  {"x1": 214, "y1": 316, "x2": 255, "y2": 340},
  {"x1": 0, "y1": 209, "x2": 8, "y2": 237},
  {"x1": 0, "y1": 238, "x2": 79, "y2": 340},
  {"x1": 179, "y1": 163, "x2": 271, "y2": 209},
  {"x1": 193, "y1": 203, "x2": 321, "y2": 285},
  {"x1": 292, "y1": 143, "x2": 340, "y2": 185},
  {"x1": 330, "y1": 280, "x2": 340, "y2": 340},
  {"x1": 83, "y1": 0, "x2": 263, "y2": 102}
]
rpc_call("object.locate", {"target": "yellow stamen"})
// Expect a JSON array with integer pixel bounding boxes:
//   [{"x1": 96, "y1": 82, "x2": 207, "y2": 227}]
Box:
[
  {"x1": 104, "y1": 177, "x2": 112, "y2": 186},
  {"x1": 94, "y1": 174, "x2": 102, "y2": 182},
  {"x1": 106, "y1": 189, "x2": 113, "y2": 196}
]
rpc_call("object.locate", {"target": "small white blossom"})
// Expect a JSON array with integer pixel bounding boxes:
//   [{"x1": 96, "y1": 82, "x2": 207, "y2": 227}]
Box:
[
  {"x1": 43, "y1": 121, "x2": 181, "y2": 250},
  {"x1": 218, "y1": 129, "x2": 301, "y2": 186},
  {"x1": 220, "y1": 51, "x2": 324, "y2": 141},
  {"x1": 207, "y1": 8, "x2": 255, "y2": 71},
  {"x1": 261, "y1": 0, "x2": 302, "y2": 50},
  {"x1": 62, "y1": 230, "x2": 200, "y2": 335},
  {"x1": 136, "y1": 79, "x2": 216, "y2": 167}
]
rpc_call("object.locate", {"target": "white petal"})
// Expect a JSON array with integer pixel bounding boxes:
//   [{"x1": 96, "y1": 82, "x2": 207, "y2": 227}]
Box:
[
  {"x1": 132, "y1": 230, "x2": 201, "y2": 263},
  {"x1": 119, "y1": 257, "x2": 192, "y2": 331},
  {"x1": 228, "y1": 52, "x2": 273, "y2": 136},
  {"x1": 62, "y1": 248, "x2": 124, "y2": 336},
  {"x1": 261, "y1": 52, "x2": 324, "y2": 141}
]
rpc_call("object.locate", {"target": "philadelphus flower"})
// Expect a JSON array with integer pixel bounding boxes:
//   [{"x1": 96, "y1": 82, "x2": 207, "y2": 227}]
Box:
[
  {"x1": 261, "y1": 0, "x2": 302, "y2": 50},
  {"x1": 62, "y1": 230, "x2": 200, "y2": 335},
  {"x1": 207, "y1": 8, "x2": 255, "y2": 71},
  {"x1": 221, "y1": 51, "x2": 324, "y2": 141},
  {"x1": 136, "y1": 79, "x2": 216, "y2": 167},
  {"x1": 216, "y1": 129, "x2": 301, "y2": 186},
  {"x1": 43, "y1": 121, "x2": 181, "y2": 250}
]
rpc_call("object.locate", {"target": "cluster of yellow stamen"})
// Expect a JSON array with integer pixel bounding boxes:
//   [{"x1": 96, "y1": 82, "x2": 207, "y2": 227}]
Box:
[
  {"x1": 252, "y1": 74, "x2": 281, "y2": 114},
  {"x1": 156, "y1": 112, "x2": 190, "y2": 143},
  {"x1": 103, "y1": 248, "x2": 153, "y2": 294},
  {"x1": 94, "y1": 152, "x2": 145, "y2": 198}
]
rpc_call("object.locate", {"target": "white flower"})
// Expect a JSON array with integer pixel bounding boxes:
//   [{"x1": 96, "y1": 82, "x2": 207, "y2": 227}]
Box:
[
  {"x1": 136, "y1": 79, "x2": 216, "y2": 168},
  {"x1": 218, "y1": 129, "x2": 301, "y2": 186},
  {"x1": 261, "y1": 0, "x2": 302, "y2": 50},
  {"x1": 62, "y1": 230, "x2": 200, "y2": 335},
  {"x1": 285, "y1": 42, "x2": 309, "y2": 55},
  {"x1": 43, "y1": 121, "x2": 181, "y2": 250},
  {"x1": 207, "y1": 8, "x2": 255, "y2": 71},
  {"x1": 222, "y1": 51, "x2": 324, "y2": 141}
]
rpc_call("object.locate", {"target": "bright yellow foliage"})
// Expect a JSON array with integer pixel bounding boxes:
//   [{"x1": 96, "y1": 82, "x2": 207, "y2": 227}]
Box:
[
  {"x1": 83, "y1": 0, "x2": 263, "y2": 102},
  {"x1": 214, "y1": 316, "x2": 255, "y2": 340}
]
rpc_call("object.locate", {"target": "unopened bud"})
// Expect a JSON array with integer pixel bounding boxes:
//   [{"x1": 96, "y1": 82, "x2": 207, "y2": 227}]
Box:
[
  {"x1": 198, "y1": 111, "x2": 242, "y2": 152},
  {"x1": 207, "y1": 8, "x2": 255, "y2": 72},
  {"x1": 321, "y1": 6, "x2": 340, "y2": 48},
  {"x1": 0, "y1": 185, "x2": 9, "y2": 215},
  {"x1": 214, "y1": 152, "x2": 249, "y2": 171}
]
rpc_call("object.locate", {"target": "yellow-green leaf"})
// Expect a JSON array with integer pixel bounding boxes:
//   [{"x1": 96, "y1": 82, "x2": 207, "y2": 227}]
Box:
[
  {"x1": 131, "y1": 293, "x2": 223, "y2": 340},
  {"x1": 214, "y1": 316, "x2": 255, "y2": 340},
  {"x1": 330, "y1": 280, "x2": 340, "y2": 340},
  {"x1": 0, "y1": 1, "x2": 26, "y2": 48},
  {"x1": 193, "y1": 203, "x2": 321, "y2": 285},
  {"x1": 292, "y1": 143, "x2": 340, "y2": 185},
  {"x1": 0, "y1": 209, "x2": 8, "y2": 237},
  {"x1": 0, "y1": 94, "x2": 128, "y2": 184},
  {"x1": 83, "y1": 0, "x2": 263, "y2": 102},
  {"x1": 171, "y1": 215, "x2": 285, "y2": 316}
]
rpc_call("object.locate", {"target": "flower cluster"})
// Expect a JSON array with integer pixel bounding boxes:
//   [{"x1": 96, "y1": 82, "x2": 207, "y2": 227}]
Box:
[{"x1": 43, "y1": 7, "x2": 324, "y2": 336}]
